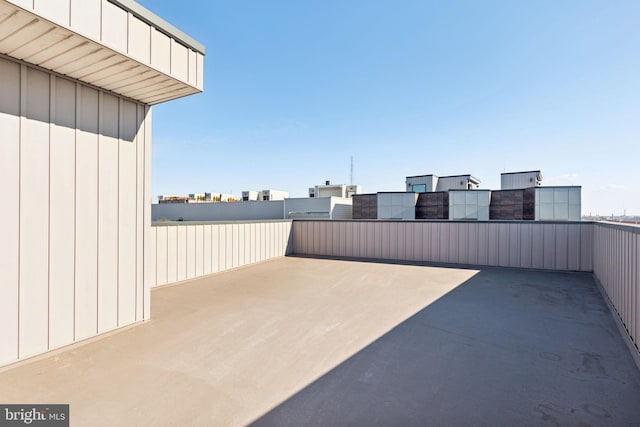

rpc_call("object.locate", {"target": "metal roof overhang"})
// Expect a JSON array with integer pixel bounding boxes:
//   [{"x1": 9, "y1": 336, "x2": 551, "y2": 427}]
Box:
[{"x1": 0, "y1": 1, "x2": 200, "y2": 105}]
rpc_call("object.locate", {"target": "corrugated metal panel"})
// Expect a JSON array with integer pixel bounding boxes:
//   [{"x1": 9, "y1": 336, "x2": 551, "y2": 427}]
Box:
[
  {"x1": 496, "y1": 223, "x2": 508, "y2": 267},
  {"x1": 211, "y1": 224, "x2": 220, "y2": 272},
  {"x1": 289, "y1": 220, "x2": 594, "y2": 273},
  {"x1": 543, "y1": 224, "x2": 556, "y2": 270},
  {"x1": 593, "y1": 223, "x2": 640, "y2": 360},
  {"x1": 555, "y1": 223, "x2": 568, "y2": 270},
  {"x1": 195, "y1": 225, "x2": 204, "y2": 277},
  {"x1": 203, "y1": 225, "x2": 212, "y2": 274},
  {"x1": 457, "y1": 223, "x2": 468, "y2": 265},
  {"x1": 167, "y1": 225, "x2": 177, "y2": 283},
  {"x1": 156, "y1": 226, "x2": 167, "y2": 286},
  {"x1": 486, "y1": 224, "x2": 498, "y2": 266},
  {"x1": 519, "y1": 223, "x2": 532, "y2": 269},
  {"x1": 176, "y1": 226, "x2": 187, "y2": 281}
]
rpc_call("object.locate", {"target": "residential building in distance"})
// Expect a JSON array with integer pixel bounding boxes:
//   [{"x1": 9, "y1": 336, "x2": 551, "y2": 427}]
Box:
[
  {"x1": 354, "y1": 170, "x2": 581, "y2": 221},
  {"x1": 261, "y1": 189, "x2": 289, "y2": 201},
  {"x1": 309, "y1": 181, "x2": 362, "y2": 198},
  {"x1": 153, "y1": 196, "x2": 352, "y2": 221},
  {"x1": 241, "y1": 189, "x2": 290, "y2": 201},
  {"x1": 406, "y1": 174, "x2": 481, "y2": 192},
  {"x1": 158, "y1": 193, "x2": 235, "y2": 203}
]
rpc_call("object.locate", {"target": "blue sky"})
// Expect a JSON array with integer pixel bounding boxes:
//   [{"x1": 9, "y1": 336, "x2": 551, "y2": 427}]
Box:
[{"x1": 138, "y1": 0, "x2": 639, "y2": 216}]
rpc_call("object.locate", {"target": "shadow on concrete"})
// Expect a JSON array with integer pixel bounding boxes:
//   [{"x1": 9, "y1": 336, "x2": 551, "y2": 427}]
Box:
[{"x1": 250, "y1": 267, "x2": 640, "y2": 426}]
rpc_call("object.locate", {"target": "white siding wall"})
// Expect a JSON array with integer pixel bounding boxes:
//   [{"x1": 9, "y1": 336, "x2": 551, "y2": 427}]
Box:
[
  {"x1": 593, "y1": 223, "x2": 640, "y2": 359},
  {"x1": 0, "y1": 56, "x2": 151, "y2": 367},
  {"x1": 501, "y1": 172, "x2": 539, "y2": 190},
  {"x1": 292, "y1": 220, "x2": 593, "y2": 272},
  {"x1": 149, "y1": 221, "x2": 293, "y2": 288},
  {"x1": 5, "y1": 0, "x2": 204, "y2": 91}
]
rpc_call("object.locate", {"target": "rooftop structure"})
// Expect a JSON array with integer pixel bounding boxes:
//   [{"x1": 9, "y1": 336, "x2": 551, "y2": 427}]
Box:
[
  {"x1": 152, "y1": 197, "x2": 353, "y2": 221},
  {"x1": 406, "y1": 174, "x2": 481, "y2": 192},
  {"x1": 501, "y1": 170, "x2": 543, "y2": 190},
  {"x1": 240, "y1": 190, "x2": 289, "y2": 201},
  {"x1": 309, "y1": 181, "x2": 362, "y2": 198}
]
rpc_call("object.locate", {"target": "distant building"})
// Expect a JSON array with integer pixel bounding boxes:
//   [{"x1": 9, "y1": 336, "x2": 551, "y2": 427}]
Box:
[
  {"x1": 153, "y1": 197, "x2": 352, "y2": 221},
  {"x1": 406, "y1": 174, "x2": 481, "y2": 192},
  {"x1": 241, "y1": 189, "x2": 288, "y2": 201},
  {"x1": 158, "y1": 193, "x2": 235, "y2": 203},
  {"x1": 309, "y1": 181, "x2": 362, "y2": 198},
  {"x1": 260, "y1": 190, "x2": 289, "y2": 201},
  {"x1": 242, "y1": 191, "x2": 261, "y2": 201},
  {"x1": 500, "y1": 170, "x2": 542, "y2": 190},
  {"x1": 353, "y1": 170, "x2": 581, "y2": 221}
]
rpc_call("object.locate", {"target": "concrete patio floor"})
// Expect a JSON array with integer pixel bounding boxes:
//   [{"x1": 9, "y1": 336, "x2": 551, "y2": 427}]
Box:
[{"x1": 1, "y1": 257, "x2": 639, "y2": 426}]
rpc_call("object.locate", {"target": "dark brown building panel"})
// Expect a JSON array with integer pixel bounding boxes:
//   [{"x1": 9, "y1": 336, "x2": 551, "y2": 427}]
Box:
[
  {"x1": 415, "y1": 192, "x2": 449, "y2": 219},
  {"x1": 490, "y1": 189, "x2": 535, "y2": 220},
  {"x1": 352, "y1": 194, "x2": 378, "y2": 219}
]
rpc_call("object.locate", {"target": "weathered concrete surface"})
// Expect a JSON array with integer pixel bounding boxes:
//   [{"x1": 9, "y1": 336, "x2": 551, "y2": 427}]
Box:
[
  {"x1": 0, "y1": 257, "x2": 639, "y2": 426},
  {"x1": 253, "y1": 263, "x2": 640, "y2": 427}
]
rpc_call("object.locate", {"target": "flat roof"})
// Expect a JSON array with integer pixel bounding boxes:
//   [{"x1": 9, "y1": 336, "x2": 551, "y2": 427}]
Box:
[{"x1": 1, "y1": 257, "x2": 638, "y2": 425}]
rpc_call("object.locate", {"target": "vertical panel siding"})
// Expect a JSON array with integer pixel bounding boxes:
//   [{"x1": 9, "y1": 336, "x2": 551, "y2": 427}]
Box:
[
  {"x1": 149, "y1": 221, "x2": 294, "y2": 287},
  {"x1": 203, "y1": 225, "x2": 212, "y2": 275},
  {"x1": 49, "y1": 76, "x2": 76, "y2": 349},
  {"x1": 0, "y1": 58, "x2": 150, "y2": 367},
  {"x1": 142, "y1": 106, "x2": 152, "y2": 320},
  {"x1": 156, "y1": 227, "x2": 168, "y2": 286},
  {"x1": 288, "y1": 220, "x2": 593, "y2": 273},
  {"x1": 593, "y1": 223, "x2": 640, "y2": 359},
  {"x1": 70, "y1": 0, "x2": 101, "y2": 40},
  {"x1": 75, "y1": 85, "x2": 99, "y2": 342},
  {"x1": 211, "y1": 224, "x2": 220, "y2": 272},
  {"x1": 118, "y1": 99, "x2": 137, "y2": 327},
  {"x1": 19, "y1": 66, "x2": 50, "y2": 358},
  {"x1": 135, "y1": 105, "x2": 146, "y2": 321},
  {"x1": 186, "y1": 225, "x2": 196, "y2": 279},
  {"x1": 0, "y1": 58, "x2": 20, "y2": 365},
  {"x1": 97, "y1": 93, "x2": 119, "y2": 334}
]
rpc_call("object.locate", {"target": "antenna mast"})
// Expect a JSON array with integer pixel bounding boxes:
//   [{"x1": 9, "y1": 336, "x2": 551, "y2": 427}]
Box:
[{"x1": 350, "y1": 155, "x2": 353, "y2": 185}]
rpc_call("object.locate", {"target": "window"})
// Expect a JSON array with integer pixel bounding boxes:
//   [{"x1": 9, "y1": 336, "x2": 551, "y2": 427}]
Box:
[{"x1": 412, "y1": 184, "x2": 426, "y2": 192}]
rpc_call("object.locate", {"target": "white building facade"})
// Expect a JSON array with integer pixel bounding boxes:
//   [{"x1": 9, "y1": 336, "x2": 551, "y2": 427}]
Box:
[{"x1": 0, "y1": 0, "x2": 204, "y2": 367}]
